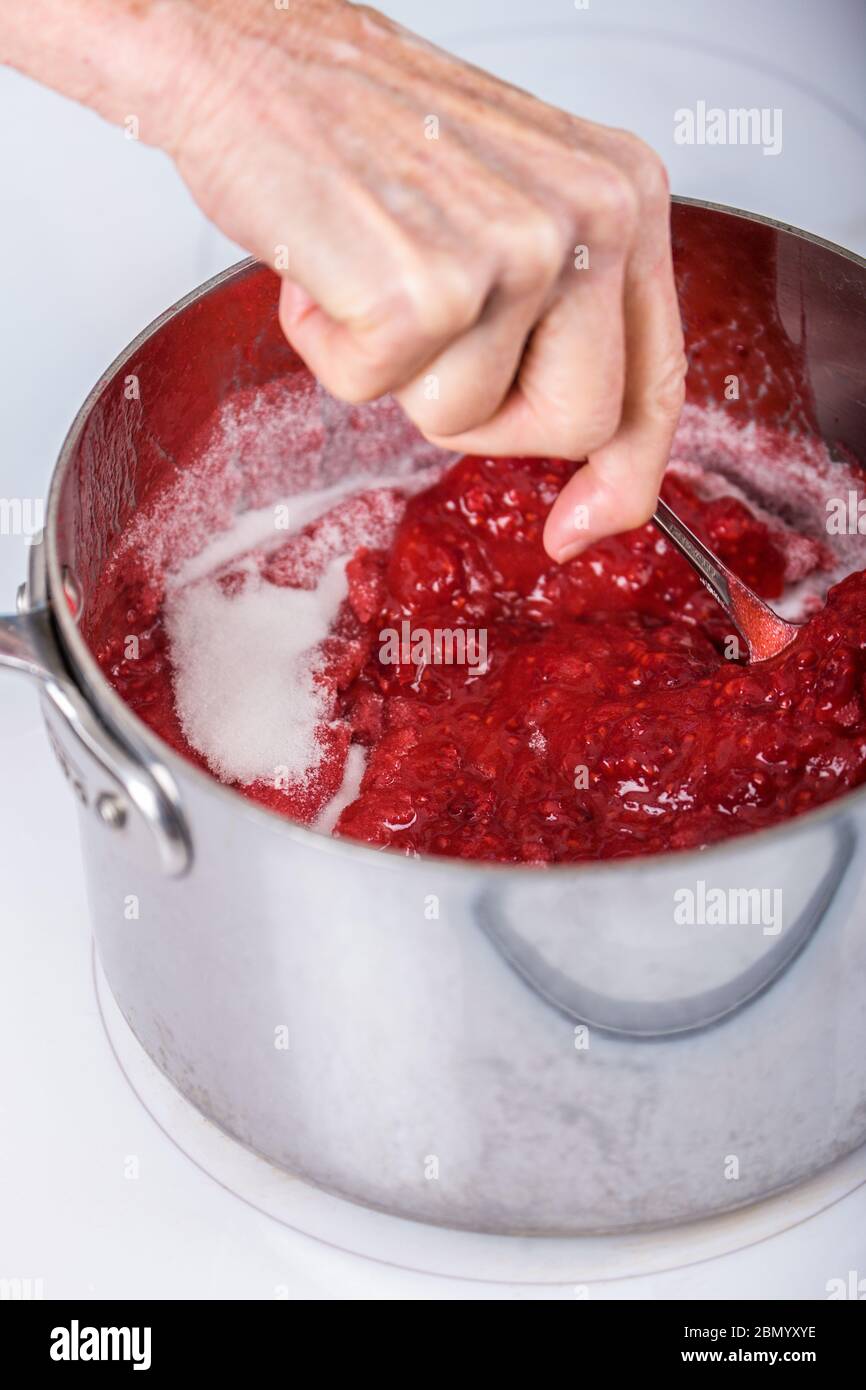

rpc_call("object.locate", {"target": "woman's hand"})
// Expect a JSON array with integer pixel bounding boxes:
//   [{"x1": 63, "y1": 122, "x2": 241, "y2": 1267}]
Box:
[{"x1": 3, "y1": 0, "x2": 687, "y2": 560}]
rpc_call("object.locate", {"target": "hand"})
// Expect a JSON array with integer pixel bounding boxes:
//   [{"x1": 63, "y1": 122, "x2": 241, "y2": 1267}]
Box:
[{"x1": 164, "y1": 1, "x2": 688, "y2": 560}]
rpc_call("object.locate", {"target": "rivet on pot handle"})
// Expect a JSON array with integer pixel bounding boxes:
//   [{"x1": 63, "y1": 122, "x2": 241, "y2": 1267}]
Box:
[{"x1": 0, "y1": 547, "x2": 192, "y2": 877}]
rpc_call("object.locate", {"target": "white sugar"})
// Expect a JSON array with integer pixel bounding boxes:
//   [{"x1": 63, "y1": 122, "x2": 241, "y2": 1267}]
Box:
[
  {"x1": 165, "y1": 554, "x2": 349, "y2": 787},
  {"x1": 170, "y1": 472, "x2": 408, "y2": 592},
  {"x1": 162, "y1": 468, "x2": 440, "y2": 792},
  {"x1": 315, "y1": 743, "x2": 368, "y2": 834}
]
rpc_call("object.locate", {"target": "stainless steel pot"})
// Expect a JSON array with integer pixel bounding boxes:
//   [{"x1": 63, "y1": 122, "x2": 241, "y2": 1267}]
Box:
[{"x1": 3, "y1": 199, "x2": 866, "y2": 1235}]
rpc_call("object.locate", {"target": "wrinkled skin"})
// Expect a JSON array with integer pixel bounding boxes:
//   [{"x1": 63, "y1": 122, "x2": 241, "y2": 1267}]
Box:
[{"x1": 2, "y1": 0, "x2": 686, "y2": 560}]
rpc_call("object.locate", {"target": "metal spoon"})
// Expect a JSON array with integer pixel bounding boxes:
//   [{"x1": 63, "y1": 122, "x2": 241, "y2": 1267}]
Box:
[{"x1": 653, "y1": 496, "x2": 801, "y2": 662}]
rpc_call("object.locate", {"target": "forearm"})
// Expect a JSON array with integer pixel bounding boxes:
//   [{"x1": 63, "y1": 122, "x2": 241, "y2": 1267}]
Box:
[{"x1": 0, "y1": 0, "x2": 344, "y2": 150}]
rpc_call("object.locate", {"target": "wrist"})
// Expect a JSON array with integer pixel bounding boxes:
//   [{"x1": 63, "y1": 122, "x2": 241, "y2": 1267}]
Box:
[{"x1": 0, "y1": 2, "x2": 199, "y2": 147}]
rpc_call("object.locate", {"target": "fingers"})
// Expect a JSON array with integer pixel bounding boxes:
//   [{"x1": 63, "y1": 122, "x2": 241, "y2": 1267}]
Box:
[
  {"x1": 278, "y1": 258, "x2": 486, "y2": 404},
  {"x1": 417, "y1": 252, "x2": 629, "y2": 459},
  {"x1": 543, "y1": 145, "x2": 686, "y2": 562},
  {"x1": 404, "y1": 166, "x2": 638, "y2": 455},
  {"x1": 272, "y1": 123, "x2": 682, "y2": 566},
  {"x1": 392, "y1": 281, "x2": 544, "y2": 439},
  {"x1": 281, "y1": 194, "x2": 569, "y2": 432}
]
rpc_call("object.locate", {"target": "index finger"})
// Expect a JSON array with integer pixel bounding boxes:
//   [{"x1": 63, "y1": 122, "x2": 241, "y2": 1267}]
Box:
[{"x1": 543, "y1": 154, "x2": 687, "y2": 562}]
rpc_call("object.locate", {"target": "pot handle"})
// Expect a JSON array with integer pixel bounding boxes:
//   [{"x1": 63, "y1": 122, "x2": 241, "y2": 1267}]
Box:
[
  {"x1": 0, "y1": 565, "x2": 192, "y2": 878},
  {"x1": 476, "y1": 820, "x2": 855, "y2": 1038}
]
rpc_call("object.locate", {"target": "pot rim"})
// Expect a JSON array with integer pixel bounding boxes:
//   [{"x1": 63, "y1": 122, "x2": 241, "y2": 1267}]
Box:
[{"x1": 44, "y1": 196, "x2": 866, "y2": 880}]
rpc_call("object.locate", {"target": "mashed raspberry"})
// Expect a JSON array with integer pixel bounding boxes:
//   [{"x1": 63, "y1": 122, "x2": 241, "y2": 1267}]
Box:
[{"x1": 96, "y1": 440, "x2": 866, "y2": 864}]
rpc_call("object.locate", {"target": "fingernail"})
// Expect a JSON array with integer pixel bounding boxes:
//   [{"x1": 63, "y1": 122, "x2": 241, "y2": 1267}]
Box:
[{"x1": 545, "y1": 508, "x2": 595, "y2": 564}]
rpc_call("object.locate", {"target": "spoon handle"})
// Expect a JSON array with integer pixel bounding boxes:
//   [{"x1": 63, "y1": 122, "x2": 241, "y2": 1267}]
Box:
[
  {"x1": 652, "y1": 496, "x2": 801, "y2": 662},
  {"x1": 653, "y1": 496, "x2": 735, "y2": 612}
]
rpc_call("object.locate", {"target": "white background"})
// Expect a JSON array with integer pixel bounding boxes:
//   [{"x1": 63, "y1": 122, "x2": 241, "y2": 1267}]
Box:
[{"x1": 1, "y1": 0, "x2": 865, "y2": 1299}]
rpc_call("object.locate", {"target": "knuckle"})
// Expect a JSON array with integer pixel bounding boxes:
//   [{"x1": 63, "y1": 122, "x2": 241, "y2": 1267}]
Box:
[
  {"x1": 325, "y1": 362, "x2": 383, "y2": 405},
  {"x1": 394, "y1": 257, "x2": 481, "y2": 341},
  {"x1": 325, "y1": 334, "x2": 399, "y2": 404},
  {"x1": 611, "y1": 131, "x2": 671, "y2": 211},
  {"x1": 581, "y1": 412, "x2": 621, "y2": 455},
  {"x1": 585, "y1": 161, "x2": 639, "y2": 239},
  {"x1": 550, "y1": 405, "x2": 621, "y2": 461},
  {"x1": 410, "y1": 407, "x2": 467, "y2": 449},
  {"x1": 415, "y1": 412, "x2": 464, "y2": 445},
  {"x1": 498, "y1": 208, "x2": 566, "y2": 293},
  {"x1": 399, "y1": 385, "x2": 482, "y2": 442},
  {"x1": 396, "y1": 387, "x2": 440, "y2": 433},
  {"x1": 650, "y1": 348, "x2": 688, "y2": 420},
  {"x1": 581, "y1": 402, "x2": 624, "y2": 456},
  {"x1": 635, "y1": 151, "x2": 671, "y2": 215}
]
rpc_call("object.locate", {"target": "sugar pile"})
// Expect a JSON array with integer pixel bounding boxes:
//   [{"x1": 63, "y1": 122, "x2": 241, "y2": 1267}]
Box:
[
  {"x1": 166, "y1": 553, "x2": 349, "y2": 786},
  {"x1": 163, "y1": 471, "x2": 435, "y2": 794}
]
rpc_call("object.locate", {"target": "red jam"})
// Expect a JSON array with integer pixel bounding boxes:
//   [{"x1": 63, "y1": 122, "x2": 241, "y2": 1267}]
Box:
[{"x1": 99, "y1": 454, "x2": 866, "y2": 864}]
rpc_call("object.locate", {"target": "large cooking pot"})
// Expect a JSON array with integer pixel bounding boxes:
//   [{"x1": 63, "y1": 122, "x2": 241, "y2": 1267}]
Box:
[{"x1": 3, "y1": 198, "x2": 866, "y2": 1235}]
